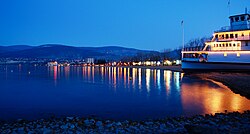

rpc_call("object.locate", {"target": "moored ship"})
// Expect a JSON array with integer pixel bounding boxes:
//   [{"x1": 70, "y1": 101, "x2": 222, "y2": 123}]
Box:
[{"x1": 182, "y1": 11, "x2": 250, "y2": 72}]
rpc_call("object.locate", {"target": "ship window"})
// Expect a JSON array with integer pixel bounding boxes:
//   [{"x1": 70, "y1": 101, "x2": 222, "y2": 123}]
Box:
[
  {"x1": 237, "y1": 43, "x2": 240, "y2": 47},
  {"x1": 222, "y1": 35, "x2": 224, "y2": 39},
  {"x1": 233, "y1": 44, "x2": 236, "y2": 47},
  {"x1": 246, "y1": 42, "x2": 248, "y2": 46},
  {"x1": 242, "y1": 33, "x2": 244, "y2": 37},
  {"x1": 224, "y1": 53, "x2": 227, "y2": 57},
  {"x1": 235, "y1": 34, "x2": 238, "y2": 38},
  {"x1": 235, "y1": 17, "x2": 239, "y2": 21},
  {"x1": 230, "y1": 18, "x2": 234, "y2": 22},
  {"x1": 226, "y1": 43, "x2": 228, "y2": 47},
  {"x1": 223, "y1": 44, "x2": 225, "y2": 47},
  {"x1": 229, "y1": 43, "x2": 232, "y2": 47},
  {"x1": 216, "y1": 44, "x2": 218, "y2": 47},
  {"x1": 230, "y1": 34, "x2": 234, "y2": 38},
  {"x1": 215, "y1": 34, "x2": 218, "y2": 38},
  {"x1": 237, "y1": 53, "x2": 240, "y2": 57},
  {"x1": 240, "y1": 16, "x2": 245, "y2": 21},
  {"x1": 219, "y1": 44, "x2": 221, "y2": 47},
  {"x1": 225, "y1": 34, "x2": 229, "y2": 39}
]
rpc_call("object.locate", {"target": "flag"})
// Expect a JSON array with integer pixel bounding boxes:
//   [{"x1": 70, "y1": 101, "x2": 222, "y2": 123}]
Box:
[{"x1": 228, "y1": 0, "x2": 231, "y2": 15}]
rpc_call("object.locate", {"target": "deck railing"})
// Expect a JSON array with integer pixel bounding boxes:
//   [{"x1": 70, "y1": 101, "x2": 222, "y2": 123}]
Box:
[
  {"x1": 215, "y1": 24, "x2": 250, "y2": 32},
  {"x1": 182, "y1": 46, "x2": 206, "y2": 51}
]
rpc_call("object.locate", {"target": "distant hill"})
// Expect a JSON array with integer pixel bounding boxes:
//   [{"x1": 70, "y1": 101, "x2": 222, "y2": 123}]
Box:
[
  {"x1": 0, "y1": 45, "x2": 33, "y2": 54},
  {"x1": 0, "y1": 44, "x2": 157, "y2": 60},
  {"x1": 82, "y1": 46, "x2": 156, "y2": 60}
]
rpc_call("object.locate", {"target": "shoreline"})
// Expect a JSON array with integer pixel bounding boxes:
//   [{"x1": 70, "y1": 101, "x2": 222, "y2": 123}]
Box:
[
  {"x1": 1, "y1": 111, "x2": 249, "y2": 133},
  {"x1": 192, "y1": 72, "x2": 250, "y2": 99}
]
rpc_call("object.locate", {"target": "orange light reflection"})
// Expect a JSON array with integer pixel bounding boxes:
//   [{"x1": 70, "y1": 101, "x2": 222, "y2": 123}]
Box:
[
  {"x1": 164, "y1": 70, "x2": 171, "y2": 95},
  {"x1": 181, "y1": 80, "x2": 250, "y2": 114},
  {"x1": 146, "y1": 69, "x2": 151, "y2": 93},
  {"x1": 138, "y1": 68, "x2": 142, "y2": 89}
]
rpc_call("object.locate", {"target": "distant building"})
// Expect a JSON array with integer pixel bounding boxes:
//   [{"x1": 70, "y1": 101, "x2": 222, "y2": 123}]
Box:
[{"x1": 85, "y1": 58, "x2": 94, "y2": 64}]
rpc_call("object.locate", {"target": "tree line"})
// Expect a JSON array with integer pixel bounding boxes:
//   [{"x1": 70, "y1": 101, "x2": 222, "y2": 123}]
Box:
[{"x1": 95, "y1": 36, "x2": 211, "y2": 63}]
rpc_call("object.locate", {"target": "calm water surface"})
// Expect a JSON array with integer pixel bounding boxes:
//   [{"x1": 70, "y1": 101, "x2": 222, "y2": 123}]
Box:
[{"x1": 0, "y1": 65, "x2": 249, "y2": 120}]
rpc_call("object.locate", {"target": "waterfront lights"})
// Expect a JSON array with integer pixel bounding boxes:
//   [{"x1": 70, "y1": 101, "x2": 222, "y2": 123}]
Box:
[
  {"x1": 164, "y1": 60, "x2": 172, "y2": 66},
  {"x1": 47, "y1": 61, "x2": 58, "y2": 66},
  {"x1": 157, "y1": 61, "x2": 161, "y2": 66},
  {"x1": 175, "y1": 60, "x2": 181, "y2": 65},
  {"x1": 138, "y1": 62, "x2": 142, "y2": 65},
  {"x1": 112, "y1": 62, "x2": 116, "y2": 66},
  {"x1": 145, "y1": 61, "x2": 151, "y2": 66},
  {"x1": 132, "y1": 62, "x2": 141, "y2": 66}
]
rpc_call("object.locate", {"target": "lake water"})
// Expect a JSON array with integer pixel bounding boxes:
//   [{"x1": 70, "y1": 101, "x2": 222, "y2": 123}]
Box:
[{"x1": 0, "y1": 65, "x2": 250, "y2": 121}]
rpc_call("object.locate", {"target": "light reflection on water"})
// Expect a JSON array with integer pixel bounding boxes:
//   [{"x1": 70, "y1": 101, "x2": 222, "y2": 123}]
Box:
[
  {"x1": 0, "y1": 65, "x2": 250, "y2": 120},
  {"x1": 181, "y1": 81, "x2": 250, "y2": 114}
]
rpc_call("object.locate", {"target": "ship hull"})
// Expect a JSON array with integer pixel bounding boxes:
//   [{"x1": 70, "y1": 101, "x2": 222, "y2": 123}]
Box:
[{"x1": 182, "y1": 61, "x2": 250, "y2": 72}]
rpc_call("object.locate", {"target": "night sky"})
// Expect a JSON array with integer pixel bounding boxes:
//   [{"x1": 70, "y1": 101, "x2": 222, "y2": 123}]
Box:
[{"x1": 0, "y1": 0, "x2": 249, "y2": 51}]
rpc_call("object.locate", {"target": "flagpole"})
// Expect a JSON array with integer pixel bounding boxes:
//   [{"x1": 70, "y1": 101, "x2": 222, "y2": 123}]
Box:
[
  {"x1": 182, "y1": 21, "x2": 184, "y2": 50},
  {"x1": 181, "y1": 20, "x2": 184, "y2": 59}
]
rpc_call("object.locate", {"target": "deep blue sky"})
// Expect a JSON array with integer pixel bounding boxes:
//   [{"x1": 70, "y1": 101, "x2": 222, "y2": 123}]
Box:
[{"x1": 0, "y1": 0, "x2": 249, "y2": 51}]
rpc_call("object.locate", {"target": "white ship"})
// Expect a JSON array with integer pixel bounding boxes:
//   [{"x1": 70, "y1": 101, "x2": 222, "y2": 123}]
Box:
[{"x1": 182, "y1": 12, "x2": 250, "y2": 72}]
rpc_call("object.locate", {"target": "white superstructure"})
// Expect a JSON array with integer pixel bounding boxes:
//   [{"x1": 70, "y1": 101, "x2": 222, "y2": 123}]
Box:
[{"x1": 182, "y1": 12, "x2": 250, "y2": 72}]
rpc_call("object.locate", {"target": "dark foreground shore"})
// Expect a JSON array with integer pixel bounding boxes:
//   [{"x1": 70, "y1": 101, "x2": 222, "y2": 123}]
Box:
[{"x1": 1, "y1": 111, "x2": 250, "y2": 134}]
